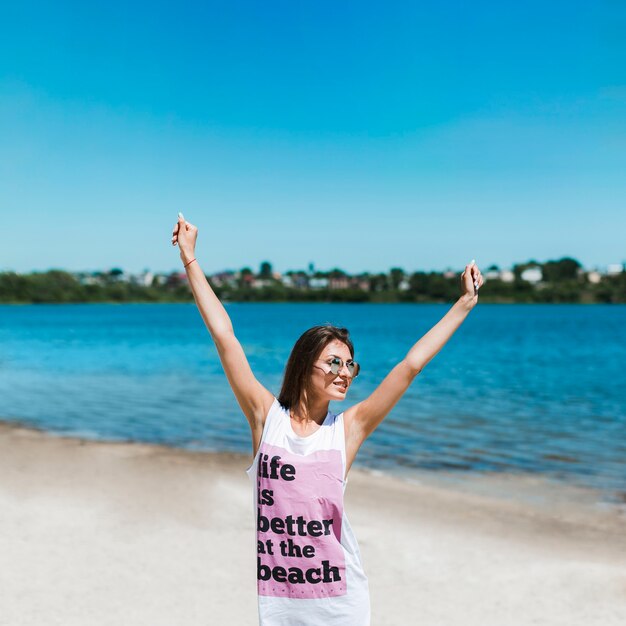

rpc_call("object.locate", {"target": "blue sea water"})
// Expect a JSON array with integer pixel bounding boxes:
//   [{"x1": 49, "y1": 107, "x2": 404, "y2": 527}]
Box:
[{"x1": 1, "y1": 303, "x2": 624, "y2": 503}]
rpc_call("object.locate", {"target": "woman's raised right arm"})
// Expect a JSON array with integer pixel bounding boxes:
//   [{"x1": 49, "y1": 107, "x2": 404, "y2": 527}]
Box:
[{"x1": 171, "y1": 213, "x2": 274, "y2": 426}]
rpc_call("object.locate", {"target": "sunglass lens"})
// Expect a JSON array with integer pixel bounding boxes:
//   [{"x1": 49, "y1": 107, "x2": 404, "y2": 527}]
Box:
[{"x1": 328, "y1": 358, "x2": 359, "y2": 378}]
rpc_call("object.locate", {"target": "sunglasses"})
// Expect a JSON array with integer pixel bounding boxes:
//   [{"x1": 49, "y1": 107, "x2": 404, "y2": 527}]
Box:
[{"x1": 317, "y1": 356, "x2": 360, "y2": 378}]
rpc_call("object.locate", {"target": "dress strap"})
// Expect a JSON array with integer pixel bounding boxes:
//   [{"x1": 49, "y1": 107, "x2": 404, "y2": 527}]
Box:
[{"x1": 262, "y1": 396, "x2": 285, "y2": 441}]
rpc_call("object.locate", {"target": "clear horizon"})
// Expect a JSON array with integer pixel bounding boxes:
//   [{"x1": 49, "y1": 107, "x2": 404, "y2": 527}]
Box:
[{"x1": 2, "y1": 1, "x2": 625, "y2": 275}]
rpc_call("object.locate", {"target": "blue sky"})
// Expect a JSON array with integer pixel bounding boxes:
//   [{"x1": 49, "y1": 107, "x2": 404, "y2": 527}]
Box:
[{"x1": 1, "y1": 0, "x2": 624, "y2": 275}]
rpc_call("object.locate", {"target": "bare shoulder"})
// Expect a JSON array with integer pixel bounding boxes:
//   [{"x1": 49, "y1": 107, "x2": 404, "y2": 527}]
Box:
[
  {"x1": 238, "y1": 383, "x2": 275, "y2": 429},
  {"x1": 342, "y1": 402, "x2": 365, "y2": 443},
  {"x1": 256, "y1": 387, "x2": 276, "y2": 426},
  {"x1": 342, "y1": 402, "x2": 367, "y2": 479},
  {"x1": 343, "y1": 402, "x2": 359, "y2": 427},
  {"x1": 249, "y1": 388, "x2": 277, "y2": 459}
]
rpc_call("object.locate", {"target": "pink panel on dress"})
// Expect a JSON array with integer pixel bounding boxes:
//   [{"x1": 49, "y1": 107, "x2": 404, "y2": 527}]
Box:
[{"x1": 256, "y1": 442, "x2": 347, "y2": 599}]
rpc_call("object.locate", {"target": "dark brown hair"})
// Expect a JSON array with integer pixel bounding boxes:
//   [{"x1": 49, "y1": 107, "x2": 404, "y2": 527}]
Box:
[{"x1": 277, "y1": 324, "x2": 355, "y2": 412}]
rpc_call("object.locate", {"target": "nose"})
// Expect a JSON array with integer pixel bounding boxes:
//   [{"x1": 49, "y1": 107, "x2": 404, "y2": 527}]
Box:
[{"x1": 337, "y1": 363, "x2": 352, "y2": 378}]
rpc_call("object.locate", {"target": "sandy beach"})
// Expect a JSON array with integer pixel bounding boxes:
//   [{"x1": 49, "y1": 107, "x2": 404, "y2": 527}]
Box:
[{"x1": 1, "y1": 420, "x2": 625, "y2": 626}]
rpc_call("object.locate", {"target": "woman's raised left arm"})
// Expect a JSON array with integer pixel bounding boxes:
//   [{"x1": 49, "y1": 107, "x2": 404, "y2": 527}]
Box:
[
  {"x1": 404, "y1": 261, "x2": 482, "y2": 374},
  {"x1": 347, "y1": 261, "x2": 483, "y2": 440}
]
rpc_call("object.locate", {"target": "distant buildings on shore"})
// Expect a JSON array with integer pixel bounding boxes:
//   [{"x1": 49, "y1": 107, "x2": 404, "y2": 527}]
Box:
[{"x1": 46, "y1": 259, "x2": 624, "y2": 291}]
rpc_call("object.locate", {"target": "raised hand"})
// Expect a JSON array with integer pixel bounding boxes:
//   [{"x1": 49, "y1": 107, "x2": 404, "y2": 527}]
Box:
[
  {"x1": 171, "y1": 212, "x2": 198, "y2": 263},
  {"x1": 461, "y1": 259, "x2": 483, "y2": 301}
]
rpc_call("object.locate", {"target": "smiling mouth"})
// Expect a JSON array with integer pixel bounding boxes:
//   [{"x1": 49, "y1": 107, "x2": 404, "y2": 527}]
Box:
[{"x1": 333, "y1": 382, "x2": 347, "y2": 390}]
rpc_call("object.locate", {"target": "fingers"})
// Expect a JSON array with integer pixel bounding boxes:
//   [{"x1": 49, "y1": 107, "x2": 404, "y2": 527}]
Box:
[
  {"x1": 173, "y1": 219, "x2": 196, "y2": 233},
  {"x1": 173, "y1": 212, "x2": 186, "y2": 244},
  {"x1": 469, "y1": 260, "x2": 481, "y2": 278},
  {"x1": 463, "y1": 260, "x2": 483, "y2": 292},
  {"x1": 177, "y1": 212, "x2": 196, "y2": 232},
  {"x1": 171, "y1": 213, "x2": 197, "y2": 246},
  {"x1": 472, "y1": 266, "x2": 483, "y2": 290},
  {"x1": 171, "y1": 220, "x2": 184, "y2": 245},
  {"x1": 472, "y1": 268, "x2": 481, "y2": 288}
]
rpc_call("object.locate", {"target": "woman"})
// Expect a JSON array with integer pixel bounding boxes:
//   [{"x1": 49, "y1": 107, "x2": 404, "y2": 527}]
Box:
[{"x1": 171, "y1": 213, "x2": 483, "y2": 625}]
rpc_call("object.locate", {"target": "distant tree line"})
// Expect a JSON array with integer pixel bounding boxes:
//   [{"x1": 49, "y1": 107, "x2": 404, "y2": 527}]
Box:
[{"x1": 0, "y1": 257, "x2": 624, "y2": 304}]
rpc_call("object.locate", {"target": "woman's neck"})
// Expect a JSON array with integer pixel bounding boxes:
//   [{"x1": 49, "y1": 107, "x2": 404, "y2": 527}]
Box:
[{"x1": 290, "y1": 398, "x2": 329, "y2": 425}]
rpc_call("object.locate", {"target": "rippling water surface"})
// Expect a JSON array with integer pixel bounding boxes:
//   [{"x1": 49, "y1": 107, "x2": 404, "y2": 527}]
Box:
[{"x1": 1, "y1": 303, "x2": 624, "y2": 503}]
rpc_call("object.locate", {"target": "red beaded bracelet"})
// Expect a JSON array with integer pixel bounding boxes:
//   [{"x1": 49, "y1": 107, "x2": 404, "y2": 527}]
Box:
[{"x1": 183, "y1": 258, "x2": 196, "y2": 268}]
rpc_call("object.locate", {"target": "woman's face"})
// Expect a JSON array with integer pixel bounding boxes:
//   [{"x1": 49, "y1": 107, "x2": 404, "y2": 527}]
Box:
[{"x1": 309, "y1": 340, "x2": 355, "y2": 401}]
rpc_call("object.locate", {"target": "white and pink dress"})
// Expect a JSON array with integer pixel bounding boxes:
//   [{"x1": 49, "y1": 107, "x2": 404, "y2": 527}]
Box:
[{"x1": 246, "y1": 396, "x2": 371, "y2": 625}]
